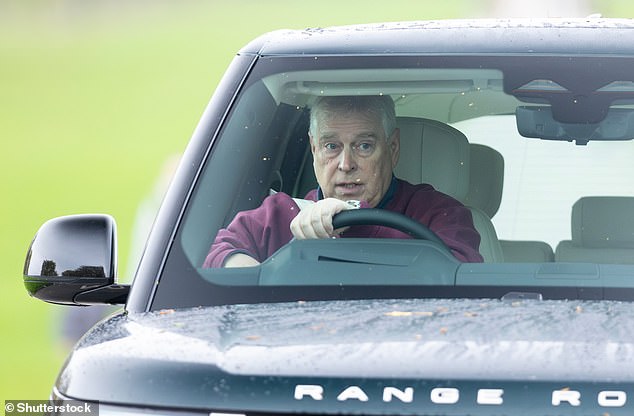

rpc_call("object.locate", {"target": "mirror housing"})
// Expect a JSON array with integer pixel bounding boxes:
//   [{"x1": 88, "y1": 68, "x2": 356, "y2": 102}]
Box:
[
  {"x1": 23, "y1": 214, "x2": 129, "y2": 305},
  {"x1": 516, "y1": 106, "x2": 634, "y2": 145}
]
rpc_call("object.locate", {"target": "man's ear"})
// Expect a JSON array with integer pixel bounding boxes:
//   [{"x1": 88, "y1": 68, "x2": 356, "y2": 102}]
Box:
[
  {"x1": 389, "y1": 128, "x2": 400, "y2": 168},
  {"x1": 309, "y1": 133, "x2": 316, "y2": 155}
]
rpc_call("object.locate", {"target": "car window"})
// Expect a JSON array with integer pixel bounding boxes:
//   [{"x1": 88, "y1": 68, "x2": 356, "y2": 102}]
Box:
[
  {"x1": 152, "y1": 54, "x2": 634, "y2": 310},
  {"x1": 455, "y1": 115, "x2": 634, "y2": 249}
]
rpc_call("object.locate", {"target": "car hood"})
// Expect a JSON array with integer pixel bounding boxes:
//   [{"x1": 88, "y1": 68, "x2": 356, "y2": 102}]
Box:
[{"x1": 59, "y1": 298, "x2": 634, "y2": 414}]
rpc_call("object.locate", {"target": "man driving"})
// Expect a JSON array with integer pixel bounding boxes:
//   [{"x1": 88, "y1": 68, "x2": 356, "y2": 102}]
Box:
[{"x1": 204, "y1": 95, "x2": 483, "y2": 267}]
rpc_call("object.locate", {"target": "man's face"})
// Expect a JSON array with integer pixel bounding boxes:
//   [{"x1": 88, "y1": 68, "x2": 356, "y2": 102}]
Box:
[{"x1": 310, "y1": 109, "x2": 400, "y2": 208}]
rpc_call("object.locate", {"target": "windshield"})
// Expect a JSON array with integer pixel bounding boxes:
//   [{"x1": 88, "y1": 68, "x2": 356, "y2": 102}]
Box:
[{"x1": 153, "y1": 55, "x2": 634, "y2": 310}]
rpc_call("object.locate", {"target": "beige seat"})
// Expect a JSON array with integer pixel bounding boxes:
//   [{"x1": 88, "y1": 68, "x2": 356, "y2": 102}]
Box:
[
  {"x1": 464, "y1": 143, "x2": 503, "y2": 219},
  {"x1": 464, "y1": 143, "x2": 554, "y2": 262},
  {"x1": 501, "y1": 240, "x2": 555, "y2": 263},
  {"x1": 394, "y1": 117, "x2": 503, "y2": 262},
  {"x1": 556, "y1": 197, "x2": 634, "y2": 264},
  {"x1": 395, "y1": 117, "x2": 471, "y2": 201}
]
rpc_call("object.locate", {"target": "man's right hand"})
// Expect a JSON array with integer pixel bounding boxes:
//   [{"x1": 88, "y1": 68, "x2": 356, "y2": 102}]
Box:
[{"x1": 290, "y1": 198, "x2": 355, "y2": 239}]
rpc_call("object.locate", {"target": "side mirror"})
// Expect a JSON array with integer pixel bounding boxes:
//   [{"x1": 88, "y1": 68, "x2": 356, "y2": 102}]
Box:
[{"x1": 23, "y1": 214, "x2": 129, "y2": 305}]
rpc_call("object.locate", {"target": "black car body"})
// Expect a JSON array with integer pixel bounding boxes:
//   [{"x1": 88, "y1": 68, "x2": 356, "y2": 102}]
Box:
[{"x1": 23, "y1": 19, "x2": 634, "y2": 415}]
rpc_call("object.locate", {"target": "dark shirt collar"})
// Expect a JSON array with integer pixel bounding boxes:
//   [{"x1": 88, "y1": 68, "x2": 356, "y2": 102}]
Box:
[{"x1": 317, "y1": 175, "x2": 398, "y2": 208}]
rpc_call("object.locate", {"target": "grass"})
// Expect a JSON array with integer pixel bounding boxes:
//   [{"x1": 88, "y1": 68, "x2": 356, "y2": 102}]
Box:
[{"x1": 1, "y1": 0, "x2": 632, "y2": 401}]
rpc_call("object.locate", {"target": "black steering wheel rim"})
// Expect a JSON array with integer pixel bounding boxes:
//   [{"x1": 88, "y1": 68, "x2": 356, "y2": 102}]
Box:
[{"x1": 332, "y1": 209, "x2": 451, "y2": 254}]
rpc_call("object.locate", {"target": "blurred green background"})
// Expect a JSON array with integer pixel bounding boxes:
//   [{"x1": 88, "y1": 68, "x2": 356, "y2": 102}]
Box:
[{"x1": 1, "y1": 0, "x2": 631, "y2": 400}]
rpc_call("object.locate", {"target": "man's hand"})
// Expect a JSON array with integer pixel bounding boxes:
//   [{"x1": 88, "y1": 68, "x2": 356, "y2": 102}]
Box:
[{"x1": 290, "y1": 198, "x2": 355, "y2": 239}]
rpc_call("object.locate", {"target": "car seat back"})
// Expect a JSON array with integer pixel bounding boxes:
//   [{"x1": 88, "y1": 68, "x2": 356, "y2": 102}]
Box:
[
  {"x1": 394, "y1": 117, "x2": 503, "y2": 262},
  {"x1": 465, "y1": 143, "x2": 554, "y2": 263},
  {"x1": 394, "y1": 117, "x2": 470, "y2": 201},
  {"x1": 556, "y1": 196, "x2": 634, "y2": 264}
]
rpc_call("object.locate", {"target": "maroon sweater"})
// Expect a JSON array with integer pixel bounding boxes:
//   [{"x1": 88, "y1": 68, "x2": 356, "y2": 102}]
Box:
[{"x1": 204, "y1": 179, "x2": 483, "y2": 267}]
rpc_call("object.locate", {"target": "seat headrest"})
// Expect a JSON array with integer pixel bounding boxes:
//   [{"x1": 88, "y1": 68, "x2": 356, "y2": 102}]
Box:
[
  {"x1": 464, "y1": 144, "x2": 504, "y2": 218},
  {"x1": 394, "y1": 117, "x2": 470, "y2": 201},
  {"x1": 571, "y1": 197, "x2": 634, "y2": 248}
]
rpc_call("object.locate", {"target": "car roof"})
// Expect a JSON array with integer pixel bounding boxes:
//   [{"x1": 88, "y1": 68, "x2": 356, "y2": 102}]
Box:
[{"x1": 239, "y1": 18, "x2": 634, "y2": 57}]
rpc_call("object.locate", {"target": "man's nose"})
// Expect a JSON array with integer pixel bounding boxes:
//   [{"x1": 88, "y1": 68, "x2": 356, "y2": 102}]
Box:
[{"x1": 337, "y1": 147, "x2": 357, "y2": 171}]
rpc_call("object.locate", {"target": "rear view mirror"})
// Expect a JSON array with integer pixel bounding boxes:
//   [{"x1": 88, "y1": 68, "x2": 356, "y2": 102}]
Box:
[
  {"x1": 516, "y1": 106, "x2": 634, "y2": 145},
  {"x1": 23, "y1": 214, "x2": 128, "y2": 305}
]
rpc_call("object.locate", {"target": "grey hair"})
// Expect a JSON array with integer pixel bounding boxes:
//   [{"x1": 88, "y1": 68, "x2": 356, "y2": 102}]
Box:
[{"x1": 308, "y1": 95, "x2": 397, "y2": 141}]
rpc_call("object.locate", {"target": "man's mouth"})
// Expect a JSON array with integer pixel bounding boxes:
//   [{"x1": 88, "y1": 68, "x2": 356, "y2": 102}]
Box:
[{"x1": 335, "y1": 182, "x2": 363, "y2": 195}]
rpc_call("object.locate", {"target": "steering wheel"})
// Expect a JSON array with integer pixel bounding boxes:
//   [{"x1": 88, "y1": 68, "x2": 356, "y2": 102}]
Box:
[{"x1": 332, "y1": 209, "x2": 452, "y2": 255}]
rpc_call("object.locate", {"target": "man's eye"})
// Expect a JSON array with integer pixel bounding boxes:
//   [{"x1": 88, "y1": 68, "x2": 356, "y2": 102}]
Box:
[
  {"x1": 324, "y1": 143, "x2": 339, "y2": 151},
  {"x1": 356, "y1": 142, "x2": 374, "y2": 153}
]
